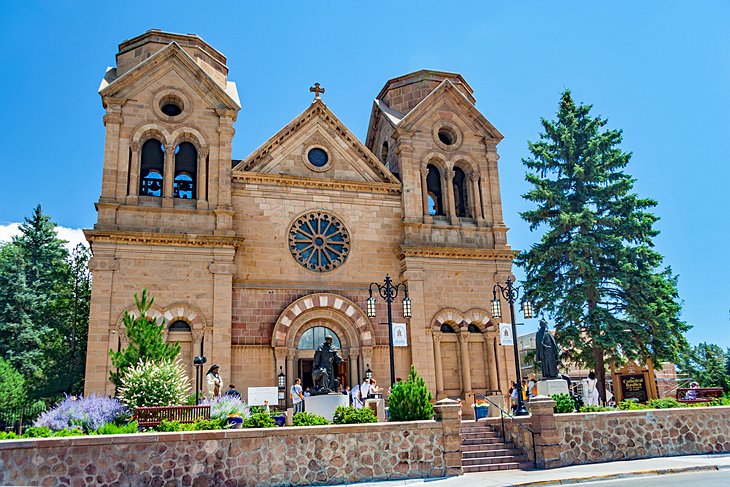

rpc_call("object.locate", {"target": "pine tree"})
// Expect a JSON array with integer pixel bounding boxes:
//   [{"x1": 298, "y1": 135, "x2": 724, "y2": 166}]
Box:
[
  {"x1": 387, "y1": 365, "x2": 434, "y2": 421},
  {"x1": 109, "y1": 289, "x2": 181, "y2": 390},
  {"x1": 516, "y1": 90, "x2": 690, "y2": 401}
]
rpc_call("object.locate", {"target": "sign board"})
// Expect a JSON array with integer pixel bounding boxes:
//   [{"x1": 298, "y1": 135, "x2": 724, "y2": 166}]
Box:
[
  {"x1": 499, "y1": 323, "x2": 514, "y2": 346},
  {"x1": 392, "y1": 323, "x2": 408, "y2": 347},
  {"x1": 619, "y1": 373, "x2": 648, "y2": 402},
  {"x1": 247, "y1": 387, "x2": 279, "y2": 406}
]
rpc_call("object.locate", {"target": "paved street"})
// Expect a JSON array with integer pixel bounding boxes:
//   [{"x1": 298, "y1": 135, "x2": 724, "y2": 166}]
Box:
[{"x1": 334, "y1": 453, "x2": 730, "y2": 487}]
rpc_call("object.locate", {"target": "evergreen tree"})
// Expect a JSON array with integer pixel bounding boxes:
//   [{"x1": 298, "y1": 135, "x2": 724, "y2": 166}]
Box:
[
  {"x1": 516, "y1": 91, "x2": 690, "y2": 401},
  {"x1": 677, "y1": 343, "x2": 729, "y2": 391},
  {"x1": 109, "y1": 289, "x2": 181, "y2": 390},
  {"x1": 0, "y1": 357, "x2": 27, "y2": 411},
  {"x1": 387, "y1": 365, "x2": 434, "y2": 421}
]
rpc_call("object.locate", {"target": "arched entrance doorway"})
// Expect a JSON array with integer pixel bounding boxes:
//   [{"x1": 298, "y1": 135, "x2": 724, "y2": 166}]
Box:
[{"x1": 271, "y1": 293, "x2": 375, "y2": 406}]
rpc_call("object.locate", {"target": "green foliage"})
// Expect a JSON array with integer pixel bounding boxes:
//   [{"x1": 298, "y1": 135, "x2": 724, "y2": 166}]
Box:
[
  {"x1": 93, "y1": 421, "x2": 139, "y2": 435},
  {"x1": 677, "y1": 343, "x2": 730, "y2": 392},
  {"x1": 0, "y1": 357, "x2": 27, "y2": 410},
  {"x1": 109, "y1": 289, "x2": 181, "y2": 390},
  {"x1": 292, "y1": 411, "x2": 328, "y2": 426},
  {"x1": 22, "y1": 426, "x2": 83, "y2": 438},
  {"x1": 515, "y1": 91, "x2": 690, "y2": 398},
  {"x1": 118, "y1": 359, "x2": 191, "y2": 409},
  {"x1": 193, "y1": 418, "x2": 227, "y2": 430},
  {"x1": 618, "y1": 400, "x2": 648, "y2": 410},
  {"x1": 708, "y1": 395, "x2": 730, "y2": 407},
  {"x1": 242, "y1": 412, "x2": 276, "y2": 428},
  {"x1": 646, "y1": 397, "x2": 684, "y2": 409},
  {"x1": 0, "y1": 206, "x2": 91, "y2": 401},
  {"x1": 552, "y1": 393, "x2": 575, "y2": 413},
  {"x1": 153, "y1": 420, "x2": 183, "y2": 432},
  {"x1": 0, "y1": 431, "x2": 19, "y2": 440},
  {"x1": 332, "y1": 406, "x2": 378, "y2": 424},
  {"x1": 388, "y1": 365, "x2": 434, "y2": 421},
  {"x1": 579, "y1": 404, "x2": 613, "y2": 413}
]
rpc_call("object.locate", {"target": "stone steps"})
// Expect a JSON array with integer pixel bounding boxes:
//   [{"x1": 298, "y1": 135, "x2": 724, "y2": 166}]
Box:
[
  {"x1": 460, "y1": 422, "x2": 529, "y2": 473},
  {"x1": 462, "y1": 448, "x2": 523, "y2": 459},
  {"x1": 462, "y1": 454, "x2": 528, "y2": 466}
]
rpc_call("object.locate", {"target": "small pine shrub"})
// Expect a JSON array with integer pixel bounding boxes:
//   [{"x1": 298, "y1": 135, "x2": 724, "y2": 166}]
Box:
[
  {"x1": 94, "y1": 421, "x2": 139, "y2": 435},
  {"x1": 332, "y1": 406, "x2": 377, "y2": 424},
  {"x1": 242, "y1": 412, "x2": 276, "y2": 428},
  {"x1": 579, "y1": 405, "x2": 613, "y2": 413},
  {"x1": 119, "y1": 359, "x2": 191, "y2": 409},
  {"x1": 292, "y1": 411, "x2": 328, "y2": 426},
  {"x1": 388, "y1": 365, "x2": 434, "y2": 421},
  {"x1": 552, "y1": 393, "x2": 575, "y2": 413},
  {"x1": 618, "y1": 400, "x2": 648, "y2": 410}
]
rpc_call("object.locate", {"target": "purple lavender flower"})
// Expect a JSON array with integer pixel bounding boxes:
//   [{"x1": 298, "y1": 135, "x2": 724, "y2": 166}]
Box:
[{"x1": 34, "y1": 395, "x2": 128, "y2": 432}]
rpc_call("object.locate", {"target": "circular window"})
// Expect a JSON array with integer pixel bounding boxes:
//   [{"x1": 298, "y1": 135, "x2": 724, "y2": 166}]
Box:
[
  {"x1": 159, "y1": 95, "x2": 184, "y2": 118},
  {"x1": 307, "y1": 148, "x2": 329, "y2": 167},
  {"x1": 289, "y1": 211, "x2": 350, "y2": 272},
  {"x1": 438, "y1": 128, "x2": 456, "y2": 145}
]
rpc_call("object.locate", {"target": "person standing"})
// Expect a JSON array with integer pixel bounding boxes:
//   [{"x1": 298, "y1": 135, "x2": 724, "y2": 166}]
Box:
[
  {"x1": 351, "y1": 382, "x2": 362, "y2": 408},
  {"x1": 586, "y1": 371, "x2": 600, "y2": 406},
  {"x1": 205, "y1": 364, "x2": 222, "y2": 399},
  {"x1": 225, "y1": 384, "x2": 241, "y2": 398},
  {"x1": 360, "y1": 377, "x2": 371, "y2": 403},
  {"x1": 290, "y1": 378, "x2": 304, "y2": 414}
]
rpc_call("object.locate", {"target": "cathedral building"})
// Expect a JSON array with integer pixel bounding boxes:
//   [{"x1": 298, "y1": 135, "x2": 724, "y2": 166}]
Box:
[{"x1": 84, "y1": 29, "x2": 518, "y2": 401}]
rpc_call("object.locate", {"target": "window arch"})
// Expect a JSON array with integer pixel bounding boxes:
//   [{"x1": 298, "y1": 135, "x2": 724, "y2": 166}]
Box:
[
  {"x1": 426, "y1": 164, "x2": 444, "y2": 216},
  {"x1": 169, "y1": 320, "x2": 192, "y2": 332},
  {"x1": 467, "y1": 324, "x2": 481, "y2": 333},
  {"x1": 381, "y1": 140, "x2": 389, "y2": 164},
  {"x1": 174, "y1": 142, "x2": 197, "y2": 199},
  {"x1": 139, "y1": 139, "x2": 165, "y2": 197},
  {"x1": 440, "y1": 323, "x2": 457, "y2": 333},
  {"x1": 453, "y1": 166, "x2": 470, "y2": 218},
  {"x1": 298, "y1": 326, "x2": 342, "y2": 350}
]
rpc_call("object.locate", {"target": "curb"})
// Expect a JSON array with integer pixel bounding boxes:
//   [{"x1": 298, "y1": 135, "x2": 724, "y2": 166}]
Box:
[{"x1": 510, "y1": 464, "x2": 722, "y2": 486}]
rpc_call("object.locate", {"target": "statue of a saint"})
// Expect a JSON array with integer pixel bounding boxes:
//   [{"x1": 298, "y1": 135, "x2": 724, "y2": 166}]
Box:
[
  {"x1": 536, "y1": 319, "x2": 560, "y2": 379},
  {"x1": 311, "y1": 335, "x2": 343, "y2": 395}
]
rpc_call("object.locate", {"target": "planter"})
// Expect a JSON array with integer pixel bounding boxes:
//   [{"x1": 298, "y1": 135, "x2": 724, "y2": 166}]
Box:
[
  {"x1": 273, "y1": 415, "x2": 286, "y2": 427},
  {"x1": 474, "y1": 405, "x2": 489, "y2": 420},
  {"x1": 226, "y1": 416, "x2": 243, "y2": 429}
]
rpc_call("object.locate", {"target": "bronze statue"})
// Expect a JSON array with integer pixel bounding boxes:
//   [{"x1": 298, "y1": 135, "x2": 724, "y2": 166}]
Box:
[
  {"x1": 536, "y1": 319, "x2": 559, "y2": 379},
  {"x1": 311, "y1": 335, "x2": 343, "y2": 395}
]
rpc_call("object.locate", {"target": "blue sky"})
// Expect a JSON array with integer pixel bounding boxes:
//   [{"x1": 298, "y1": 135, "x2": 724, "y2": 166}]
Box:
[{"x1": 0, "y1": 1, "x2": 727, "y2": 348}]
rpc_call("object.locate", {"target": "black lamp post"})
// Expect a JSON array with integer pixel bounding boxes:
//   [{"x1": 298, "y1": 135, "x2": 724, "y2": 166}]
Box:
[
  {"x1": 278, "y1": 366, "x2": 286, "y2": 408},
  {"x1": 367, "y1": 274, "x2": 411, "y2": 387},
  {"x1": 112, "y1": 330, "x2": 122, "y2": 397},
  {"x1": 193, "y1": 355, "x2": 207, "y2": 405},
  {"x1": 365, "y1": 365, "x2": 373, "y2": 381},
  {"x1": 491, "y1": 277, "x2": 533, "y2": 416}
]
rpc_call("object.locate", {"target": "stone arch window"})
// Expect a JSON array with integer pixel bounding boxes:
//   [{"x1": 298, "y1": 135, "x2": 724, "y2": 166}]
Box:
[
  {"x1": 139, "y1": 139, "x2": 165, "y2": 197},
  {"x1": 169, "y1": 320, "x2": 192, "y2": 332},
  {"x1": 380, "y1": 140, "x2": 389, "y2": 164},
  {"x1": 427, "y1": 164, "x2": 444, "y2": 216},
  {"x1": 440, "y1": 323, "x2": 457, "y2": 333},
  {"x1": 298, "y1": 326, "x2": 342, "y2": 350},
  {"x1": 467, "y1": 324, "x2": 481, "y2": 333},
  {"x1": 453, "y1": 166, "x2": 470, "y2": 218},
  {"x1": 174, "y1": 142, "x2": 197, "y2": 199}
]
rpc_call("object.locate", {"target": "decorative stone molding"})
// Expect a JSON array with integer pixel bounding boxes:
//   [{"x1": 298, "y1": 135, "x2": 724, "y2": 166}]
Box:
[
  {"x1": 208, "y1": 262, "x2": 236, "y2": 275},
  {"x1": 397, "y1": 245, "x2": 515, "y2": 261},
  {"x1": 232, "y1": 172, "x2": 401, "y2": 195},
  {"x1": 431, "y1": 307, "x2": 494, "y2": 331},
  {"x1": 85, "y1": 230, "x2": 244, "y2": 249}
]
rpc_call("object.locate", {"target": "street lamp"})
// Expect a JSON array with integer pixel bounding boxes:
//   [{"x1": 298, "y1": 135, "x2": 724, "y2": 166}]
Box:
[
  {"x1": 365, "y1": 365, "x2": 373, "y2": 381},
  {"x1": 492, "y1": 277, "x2": 533, "y2": 416},
  {"x1": 111, "y1": 329, "x2": 122, "y2": 397},
  {"x1": 278, "y1": 366, "x2": 286, "y2": 408},
  {"x1": 368, "y1": 274, "x2": 410, "y2": 387}
]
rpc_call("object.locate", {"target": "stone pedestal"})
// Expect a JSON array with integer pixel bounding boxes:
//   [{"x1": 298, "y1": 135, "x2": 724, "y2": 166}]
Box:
[
  {"x1": 364, "y1": 398, "x2": 386, "y2": 422},
  {"x1": 487, "y1": 394, "x2": 505, "y2": 418},
  {"x1": 536, "y1": 379, "x2": 569, "y2": 397},
  {"x1": 304, "y1": 393, "x2": 349, "y2": 421}
]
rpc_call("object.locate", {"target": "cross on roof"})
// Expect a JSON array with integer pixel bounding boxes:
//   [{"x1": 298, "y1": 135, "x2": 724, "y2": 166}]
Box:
[{"x1": 309, "y1": 82, "x2": 325, "y2": 100}]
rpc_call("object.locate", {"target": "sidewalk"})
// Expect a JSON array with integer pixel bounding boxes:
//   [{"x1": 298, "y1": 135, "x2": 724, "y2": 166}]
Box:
[{"x1": 335, "y1": 453, "x2": 730, "y2": 487}]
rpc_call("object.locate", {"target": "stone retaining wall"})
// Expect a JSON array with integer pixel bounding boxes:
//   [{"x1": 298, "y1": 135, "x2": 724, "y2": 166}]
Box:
[{"x1": 0, "y1": 401, "x2": 462, "y2": 487}]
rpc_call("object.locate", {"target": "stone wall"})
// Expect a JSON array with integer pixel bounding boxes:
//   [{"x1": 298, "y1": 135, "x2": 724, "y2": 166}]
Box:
[{"x1": 0, "y1": 402, "x2": 462, "y2": 487}]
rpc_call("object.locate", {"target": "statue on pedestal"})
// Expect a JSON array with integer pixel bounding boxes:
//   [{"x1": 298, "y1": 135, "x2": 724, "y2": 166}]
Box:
[
  {"x1": 311, "y1": 335, "x2": 343, "y2": 395},
  {"x1": 536, "y1": 318, "x2": 560, "y2": 379}
]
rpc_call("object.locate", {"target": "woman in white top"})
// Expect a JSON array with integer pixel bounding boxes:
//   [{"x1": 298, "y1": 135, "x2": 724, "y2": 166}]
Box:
[
  {"x1": 586, "y1": 371, "x2": 600, "y2": 406},
  {"x1": 206, "y1": 364, "x2": 222, "y2": 399},
  {"x1": 351, "y1": 383, "x2": 362, "y2": 408}
]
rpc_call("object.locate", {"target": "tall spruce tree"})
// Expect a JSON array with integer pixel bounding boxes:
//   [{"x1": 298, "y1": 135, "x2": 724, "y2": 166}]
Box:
[{"x1": 516, "y1": 91, "x2": 689, "y2": 401}]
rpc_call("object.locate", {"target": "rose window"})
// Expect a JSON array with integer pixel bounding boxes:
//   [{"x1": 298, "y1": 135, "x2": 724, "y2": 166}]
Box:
[{"x1": 289, "y1": 212, "x2": 350, "y2": 272}]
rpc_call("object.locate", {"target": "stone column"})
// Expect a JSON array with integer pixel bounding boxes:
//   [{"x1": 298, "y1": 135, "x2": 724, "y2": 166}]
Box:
[
  {"x1": 433, "y1": 398, "x2": 463, "y2": 476},
  {"x1": 196, "y1": 147, "x2": 209, "y2": 210},
  {"x1": 420, "y1": 166, "x2": 432, "y2": 223},
  {"x1": 479, "y1": 173, "x2": 492, "y2": 226},
  {"x1": 445, "y1": 168, "x2": 458, "y2": 224},
  {"x1": 99, "y1": 100, "x2": 124, "y2": 205},
  {"x1": 432, "y1": 334, "x2": 444, "y2": 397},
  {"x1": 85, "y1": 252, "x2": 118, "y2": 396},
  {"x1": 163, "y1": 144, "x2": 175, "y2": 207},
  {"x1": 208, "y1": 251, "x2": 235, "y2": 377},
  {"x1": 528, "y1": 396, "x2": 563, "y2": 469},
  {"x1": 485, "y1": 335, "x2": 499, "y2": 392},
  {"x1": 458, "y1": 331, "x2": 472, "y2": 393},
  {"x1": 470, "y1": 172, "x2": 484, "y2": 225},
  {"x1": 126, "y1": 142, "x2": 140, "y2": 205},
  {"x1": 349, "y1": 350, "x2": 359, "y2": 390}
]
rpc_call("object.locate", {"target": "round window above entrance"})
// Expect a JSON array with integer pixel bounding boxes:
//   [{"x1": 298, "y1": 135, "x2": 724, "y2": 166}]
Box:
[
  {"x1": 288, "y1": 211, "x2": 350, "y2": 272},
  {"x1": 298, "y1": 327, "x2": 341, "y2": 350}
]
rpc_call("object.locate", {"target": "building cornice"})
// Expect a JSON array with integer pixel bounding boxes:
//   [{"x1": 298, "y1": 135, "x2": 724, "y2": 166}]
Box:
[
  {"x1": 232, "y1": 172, "x2": 401, "y2": 195},
  {"x1": 396, "y1": 245, "x2": 516, "y2": 261},
  {"x1": 84, "y1": 230, "x2": 244, "y2": 248}
]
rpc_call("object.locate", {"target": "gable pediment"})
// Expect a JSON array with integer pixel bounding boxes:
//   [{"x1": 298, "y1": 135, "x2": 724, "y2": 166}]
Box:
[
  {"x1": 99, "y1": 42, "x2": 240, "y2": 111},
  {"x1": 236, "y1": 100, "x2": 399, "y2": 185}
]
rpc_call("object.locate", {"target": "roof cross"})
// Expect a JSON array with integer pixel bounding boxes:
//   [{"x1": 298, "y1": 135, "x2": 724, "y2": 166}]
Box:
[{"x1": 309, "y1": 82, "x2": 325, "y2": 100}]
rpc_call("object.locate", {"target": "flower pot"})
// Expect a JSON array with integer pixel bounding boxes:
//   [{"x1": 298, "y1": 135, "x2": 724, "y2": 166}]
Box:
[
  {"x1": 474, "y1": 405, "x2": 489, "y2": 420},
  {"x1": 227, "y1": 416, "x2": 243, "y2": 429}
]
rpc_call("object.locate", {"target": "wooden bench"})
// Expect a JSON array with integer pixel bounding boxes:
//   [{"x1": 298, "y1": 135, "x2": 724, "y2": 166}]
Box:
[
  {"x1": 134, "y1": 405, "x2": 211, "y2": 427},
  {"x1": 676, "y1": 387, "x2": 724, "y2": 403}
]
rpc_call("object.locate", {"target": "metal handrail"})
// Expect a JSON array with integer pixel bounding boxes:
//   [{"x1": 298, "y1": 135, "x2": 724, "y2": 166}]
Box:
[{"x1": 472, "y1": 393, "x2": 537, "y2": 469}]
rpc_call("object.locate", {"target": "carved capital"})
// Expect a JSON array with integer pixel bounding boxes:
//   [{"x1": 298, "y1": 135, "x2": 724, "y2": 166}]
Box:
[
  {"x1": 199, "y1": 148, "x2": 209, "y2": 158},
  {"x1": 274, "y1": 347, "x2": 288, "y2": 362},
  {"x1": 445, "y1": 168, "x2": 455, "y2": 180},
  {"x1": 470, "y1": 172, "x2": 481, "y2": 182},
  {"x1": 130, "y1": 142, "x2": 140, "y2": 153},
  {"x1": 432, "y1": 333, "x2": 443, "y2": 343},
  {"x1": 164, "y1": 145, "x2": 175, "y2": 154},
  {"x1": 192, "y1": 331, "x2": 204, "y2": 343},
  {"x1": 458, "y1": 332, "x2": 470, "y2": 343},
  {"x1": 420, "y1": 165, "x2": 430, "y2": 177}
]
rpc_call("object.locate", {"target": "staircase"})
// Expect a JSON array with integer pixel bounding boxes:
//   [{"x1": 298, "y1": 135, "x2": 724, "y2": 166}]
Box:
[{"x1": 460, "y1": 421, "x2": 530, "y2": 473}]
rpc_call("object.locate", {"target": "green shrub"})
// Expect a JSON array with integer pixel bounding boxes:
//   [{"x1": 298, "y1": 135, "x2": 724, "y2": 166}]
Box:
[
  {"x1": 618, "y1": 400, "x2": 648, "y2": 410},
  {"x1": 242, "y1": 412, "x2": 276, "y2": 428},
  {"x1": 22, "y1": 426, "x2": 53, "y2": 438},
  {"x1": 51, "y1": 428, "x2": 84, "y2": 437},
  {"x1": 388, "y1": 365, "x2": 434, "y2": 421},
  {"x1": 552, "y1": 393, "x2": 575, "y2": 413},
  {"x1": 0, "y1": 358, "x2": 26, "y2": 411},
  {"x1": 292, "y1": 411, "x2": 328, "y2": 426},
  {"x1": 332, "y1": 406, "x2": 377, "y2": 424},
  {"x1": 193, "y1": 418, "x2": 227, "y2": 430},
  {"x1": 646, "y1": 398, "x2": 683, "y2": 409},
  {"x1": 579, "y1": 404, "x2": 613, "y2": 413},
  {"x1": 0, "y1": 431, "x2": 19, "y2": 440},
  {"x1": 94, "y1": 421, "x2": 139, "y2": 435},
  {"x1": 153, "y1": 420, "x2": 182, "y2": 432},
  {"x1": 708, "y1": 395, "x2": 730, "y2": 407},
  {"x1": 119, "y1": 359, "x2": 191, "y2": 409}
]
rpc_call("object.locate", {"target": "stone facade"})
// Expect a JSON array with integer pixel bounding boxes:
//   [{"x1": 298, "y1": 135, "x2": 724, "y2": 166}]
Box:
[
  {"x1": 0, "y1": 402, "x2": 462, "y2": 487},
  {"x1": 84, "y1": 29, "x2": 517, "y2": 401}
]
